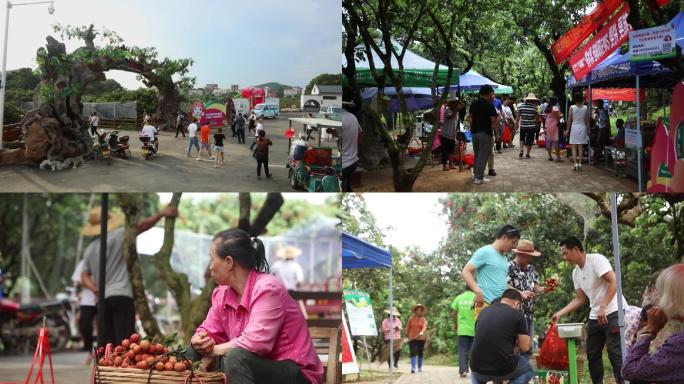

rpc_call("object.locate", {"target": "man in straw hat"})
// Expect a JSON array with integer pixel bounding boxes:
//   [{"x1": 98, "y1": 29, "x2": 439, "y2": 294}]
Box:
[
  {"x1": 516, "y1": 93, "x2": 541, "y2": 159},
  {"x1": 462, "y1": 224, "x2": 521, "y2": 320},
  {"x1": 80, "y1": 204, "x2": 178, "y2": 346},
  {"x1": 270, "y1": 245, "x2": 304, "y2": 291},
  {"x1": 507, "y1": 239, "x2": 554, "y2": 361},
  {"x1": 381, "y1": 307, "x2": 403, "y2": 369}
]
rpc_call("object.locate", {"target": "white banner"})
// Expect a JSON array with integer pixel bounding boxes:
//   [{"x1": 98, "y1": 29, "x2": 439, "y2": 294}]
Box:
[{"x1": 630, "y1": 24, "x2": 676, "y2": 61}]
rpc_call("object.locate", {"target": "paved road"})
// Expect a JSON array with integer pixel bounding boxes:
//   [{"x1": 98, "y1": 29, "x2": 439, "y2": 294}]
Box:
[
  {"x1": 0, "y1": 350, "x2": 92, "y2": 384},
  {"x1": 0, "y1": 113, "x2": 336, "y2": 192}
]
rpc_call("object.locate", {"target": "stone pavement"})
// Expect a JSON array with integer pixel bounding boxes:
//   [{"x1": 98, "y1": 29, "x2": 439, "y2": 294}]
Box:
[
  {"x1": 0, "y1": 350, "x2": 92, "y2": 384},
  {"x1": 393, "y1": 363, "x2": 469, "y2": 384},
  {"x1": 357, "y1": 139, "x2": 638, "y2": 192}
]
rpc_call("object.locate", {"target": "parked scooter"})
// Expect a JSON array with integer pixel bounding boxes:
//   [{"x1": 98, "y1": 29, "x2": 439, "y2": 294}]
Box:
[
  {"x1": 94, "y1": 132, "x2": 112, "y2": 164},
  {"x1": 0, "y1": 297, "x2": 71, "y2": 354},
  {"x1": 107, "y1": 130, "x2": 131, "y2": 159},
  {"x1": 140, "y1": 134, "x2": 158, "y2": 160}
]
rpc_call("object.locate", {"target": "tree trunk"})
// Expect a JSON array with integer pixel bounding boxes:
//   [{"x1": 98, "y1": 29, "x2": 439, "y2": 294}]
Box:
[
  {"x1": 533, "y1": 37, "x2": 568, "y2": 111},
  {"x1": 249, "y1": 193, "x2": 285, "y2": 236},
  {"x1": 238, "y1": 193, "x2": 252, "y2": 232},
  {"x1": 118, "y1": 193, "x2": 163, "y2": 339}
]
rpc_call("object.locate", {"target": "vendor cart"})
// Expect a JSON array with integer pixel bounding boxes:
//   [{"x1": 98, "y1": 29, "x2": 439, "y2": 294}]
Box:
[{"x1": 285, "y1": 117, "x2": 342, "y2": 192}]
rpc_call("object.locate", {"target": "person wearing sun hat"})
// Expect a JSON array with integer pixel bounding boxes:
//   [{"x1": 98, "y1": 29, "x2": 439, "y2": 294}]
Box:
[
  {"x1": 80, "y1": 204, "x2": 178, "y2": 346},
  {"x1": 406, "y1": 304, "x2": 428, "y2": 373},
  {"x1": 515, "y1": 93, "x2": 541, "y2": 159},
  {"x1": 381, "y1": 307, "x2": 403, "y2": 369},
  {"x1": 270, "y1": 245, "x2": 304, "y2": 291},
  {"x1": 507, "y1": 239, "x2": 554, "y2": 361}
]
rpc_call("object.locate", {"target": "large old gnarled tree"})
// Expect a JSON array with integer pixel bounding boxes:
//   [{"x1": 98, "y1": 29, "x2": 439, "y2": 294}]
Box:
[
  {"x1": 119, "y1": 193, "x2": 284, "y2": 340},
  {"x1": 0, "y1": 24, "x2": 194, "y2": 169}
]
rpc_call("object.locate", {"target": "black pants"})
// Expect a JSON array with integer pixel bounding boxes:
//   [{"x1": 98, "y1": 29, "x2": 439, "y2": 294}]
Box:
[
  {"x1": 441, "y1": 136, "x2": 455, "y2": 166},
  {"x1": 408, "y1": 339, "x2": 425, "y2": 358},
  {"x1": 79, "y1": 305, "x2": 96, "y2": 352},
  {"x1": 237, "y1": 128, "x2": 245, "y2": 144},
  {"x1": 386, "y1": 339, "x2": 401, "y2": 367},
  {"x1": 186, "y1": 347, "x2": 308, "y2": 384},
  {"x1": 256, "y1": 153, "x2": 270, "y2": 177},
  {"x1": 90, "y1": 125, "x2": 98, "y2": 136},
  {"x1": 103, "y1": 296, "x2": 135, "y2": 346},
  {"x1": 175, "y1": 124, "x2": 185, "y2": 138},
  {"x1": 231, "y1": 123, "x2": 237, "y2": 137},
  {"x1": 586, "y1": 312, "x2": 623, "y2": 384},
  {"x1": 341, "y1": 162, "x2": 358, "y2": 192},
  {"x1": 593, "y1": 128, "x2": 611, "y2": 162}
]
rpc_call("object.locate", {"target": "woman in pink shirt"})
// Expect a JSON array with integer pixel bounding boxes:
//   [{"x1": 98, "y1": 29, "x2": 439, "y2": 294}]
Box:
[
  {"x1": 381, "y1": 307, "x2": 403, "y2": 369},
  {"x1": 189, "y1": 229, "x2": 323, "y2": 384}
]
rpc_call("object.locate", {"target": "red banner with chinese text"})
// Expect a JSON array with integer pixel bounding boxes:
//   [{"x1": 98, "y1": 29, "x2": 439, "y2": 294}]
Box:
[
  {"x1": 585, "y1": 88, "x2": 646, "y2": 101},
  {"x1": 569, "y1": 5, "x2": 632, "y2": 81},
  {"x1": 551, "y1": 0, "x2": 624, "y2": 64}
]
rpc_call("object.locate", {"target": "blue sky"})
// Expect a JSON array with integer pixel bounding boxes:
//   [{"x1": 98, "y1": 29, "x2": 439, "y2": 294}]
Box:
[{"x1": 3, "y1": 0, "x2": 340, "y2": 89}]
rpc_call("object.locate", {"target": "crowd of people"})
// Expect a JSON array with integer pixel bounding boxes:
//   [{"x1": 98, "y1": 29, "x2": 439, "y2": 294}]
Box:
[
  {"x1": 417, "y1": 85, "x2": 629, "y2": 185},
  {"x1": 378, "y1": 225, "x2": 683, "y2": 384}
]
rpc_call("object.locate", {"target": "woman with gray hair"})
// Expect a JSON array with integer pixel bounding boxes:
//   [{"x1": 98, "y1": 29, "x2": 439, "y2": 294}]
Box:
[{"x1": 622, "y1": 263, "x2": 684, "y2": 383}]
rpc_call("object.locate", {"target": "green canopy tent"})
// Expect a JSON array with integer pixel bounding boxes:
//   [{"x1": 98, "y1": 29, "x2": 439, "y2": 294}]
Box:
[{"x1": 342, "y1": 39, "x2": 460, "y2": 88}]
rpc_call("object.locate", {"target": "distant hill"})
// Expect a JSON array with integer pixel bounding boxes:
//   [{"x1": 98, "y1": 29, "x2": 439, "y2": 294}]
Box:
[{"x1": 254, "y1": 82, "x2": 295, "y2": 98}]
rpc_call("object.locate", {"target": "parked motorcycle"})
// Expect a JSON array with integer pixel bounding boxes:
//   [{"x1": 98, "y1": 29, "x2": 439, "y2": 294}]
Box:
[
  {"x1": 140, "y1": 135, "x2": 158, "y2": 160},
  {"x1": 107, "y1": 130, "x2": 131, "y2": 159},
  {"x1": 94, "y1": 132, "x2": 112, "y2": 165},
  {"x1": 0, "y1": 297, "x2": 71, "y2": 354}
]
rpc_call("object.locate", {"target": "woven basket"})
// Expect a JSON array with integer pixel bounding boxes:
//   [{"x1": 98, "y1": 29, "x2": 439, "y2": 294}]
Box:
[{"x1": 92, "y1": 366, "x2": 226, "y2": 384}]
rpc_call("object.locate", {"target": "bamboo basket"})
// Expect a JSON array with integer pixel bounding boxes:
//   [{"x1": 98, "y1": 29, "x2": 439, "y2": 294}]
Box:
[{"x1": 92, "y1": 366, "x2": 227, "y2": 384}]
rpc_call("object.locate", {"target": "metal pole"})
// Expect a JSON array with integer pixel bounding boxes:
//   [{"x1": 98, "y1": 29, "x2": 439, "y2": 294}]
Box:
[
  {"x1": 0, "y1": 1, "x2": 13, "y2": 151},
  {"x1": 97, "y1": 193, "x2": 108, "y2": 348},
  {"x1": 610, "y1": 192, "x2": 628, "y2": 370},
  {"x1": 388, "y1": 267, "x2": 393, "y2": 384},
  {"x1": 636, "y1": 75, "x2": 643, "y2": 192}
]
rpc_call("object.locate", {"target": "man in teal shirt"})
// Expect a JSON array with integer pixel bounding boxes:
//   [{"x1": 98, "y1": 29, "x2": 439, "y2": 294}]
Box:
[
  {"x1": 452, "y1": 286, "x2": 476, "y2": 378},
  {"x1": 461, "y1": 225, "x2": 520, "y2": 319}
]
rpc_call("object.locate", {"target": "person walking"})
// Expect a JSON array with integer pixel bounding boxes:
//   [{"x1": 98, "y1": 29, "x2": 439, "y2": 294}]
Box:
[
  {"x1": 341, "y1": 101, "x2": 363, "y2": 192},
  {"x1": 175, "y1": 111, "x2": 186, "y2": 138},
  {"x1": 507, "y1": 239, "x2": 554, "y2": 361},
  {"x1": 187, "y1": 118, "x2": 200, "y2": 157},
  {"x1": 198, "y1": 122, "x2": 214, "y2": 161},
  {"x1": 89, "y1": 112, "x2": 100, "y2": 136},
  {"x1": 544, "y1": 97, "x2": 563, "y2": 162},
  {"x1": 451, "y1": 286, "x2": 476, "y2": 378},
  {"x1": 567, "y1": 93, "x2": 591, "y2": 171},
  {"x1": 80, "y1": 205, "x2": 177, "y2": 346},
  {"x1": 213, "y1": 127, "x2": 226, "y2": 168},
  {"x1": 592, "y1": 100, "x2": 611, "y2": 165},
  {"x1": 516, "y1": 93, "x2": 540, "y2": 159},
  {"x1": 406, "y1": 304, "x2": 428, "y2": 374},
  {"x1": 461, "y1": 225, "x2": 521, "y2": 319},
  {"x1": 270, "y1": 246, "x2": 304, "y2": 291},
  {"x1": 382, "y1": 308, "x2": 403, "y2": 369},
  {"x1": 551, "y1": 236, "x2": 628, "y2": 384},
  {"x1": 254, "y1": 130, "x2": 272, "y2": 180},
  {"x1": 248, "y1": 112, "x2": 257, "y2": 135},
  {"x1": 235, "y1": 114, "x2": 246, "y2": 144},
  {"x1": 250, "y1": 117, "x2": 265, "y2": 151},
  {"x1": 71, "y1": 260, "x2": 96, "y2": 353},
  {"x1": 468, "y1": 85, "x2": 499, "y2": 185},
  {"x1": 441, "y1": 96, "x2": 463, "y2": 171}
]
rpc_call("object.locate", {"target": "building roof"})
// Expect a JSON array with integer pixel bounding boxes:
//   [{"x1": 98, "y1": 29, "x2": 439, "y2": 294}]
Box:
[{"x1": 313, "y1": 85, "x2": 342, "y2": 95}]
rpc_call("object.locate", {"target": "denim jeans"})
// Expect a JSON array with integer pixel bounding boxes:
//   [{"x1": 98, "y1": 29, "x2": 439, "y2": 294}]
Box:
[
  {"x1": 341, "y1": 162, "x2": 358, "y2": 192},
  {"x1": 520, "y1": 318, "x2": 534, "y2": 361},
  {"x1": 187, "y1": 136, "x2": 199, "y2": 155},
  {"x1": 458, "y1": 335, "x2": 474, "y2": 375},
  {"x1": 587, "y1": 312, "x2": 623, "y2": 384},
  {"x1": 471, "y1": 355, "x2": 533, "y2": 384}
]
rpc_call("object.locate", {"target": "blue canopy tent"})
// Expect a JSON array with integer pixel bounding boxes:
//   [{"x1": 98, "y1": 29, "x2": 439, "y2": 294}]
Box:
[
  {"x1": 565, "y1": 11, "x2": 684, "y2": 191},
  {"x1": 341, "y1": 233, "x2": 395, "y2": 381}
]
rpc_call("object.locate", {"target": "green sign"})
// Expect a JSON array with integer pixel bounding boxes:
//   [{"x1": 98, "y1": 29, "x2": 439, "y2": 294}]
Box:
[{"x1": 343, "y1": 290, "x2": 378, "y2": 337}]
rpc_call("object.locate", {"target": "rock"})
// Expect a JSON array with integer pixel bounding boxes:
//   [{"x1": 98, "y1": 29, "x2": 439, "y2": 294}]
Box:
[{"x1": 24, "y1": 119, "x2": 53, "y2": 163}]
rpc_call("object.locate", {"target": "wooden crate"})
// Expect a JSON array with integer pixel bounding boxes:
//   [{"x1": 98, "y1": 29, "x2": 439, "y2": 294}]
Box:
[{"x1": 93, "y1": 366, "x2": 226, "y2": 384}]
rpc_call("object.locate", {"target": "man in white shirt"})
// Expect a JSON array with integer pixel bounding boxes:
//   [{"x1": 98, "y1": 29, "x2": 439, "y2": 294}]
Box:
[
  {"x1": 141, "y1": 123, "x2": 158, "y2": 151},
  {"x1": 270, "y1": 246, "x2": 304, "y2": 291},
  {"x1": 90, "y1": 112, "x2": 100, "y2": 136},
  {"x1": 552, "y1": 236, "x2": 627, "y2": 384},
  {"x1": 71, "y1": 260, "x2": 97, "y2": 352},
  {"x1": 186, "y1": 118, "x2": 199, "y2": 157},
  {"x1": 341, "y1": 101, "x2": 362, "y2": 192}
]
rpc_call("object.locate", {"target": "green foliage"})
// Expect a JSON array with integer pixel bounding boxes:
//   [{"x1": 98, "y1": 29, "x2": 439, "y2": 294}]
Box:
[
  {"x1": 342, "y1": 193, "x2": 684, "y2": 358},
  {"x1": 81, "y1": 88, "x2": 159, "y2": 119},
  {"x1": 5, "y1": 68, "x2": 41, "y2": 90},
  {"x1": 82, "y1": 79, "x2": 123, "y2": 97},
  {"x1": 3, "y1": 103, "x2": 23, "y2": 124},
  {"x1": 305, "y1": 73, "x2": 342, "y2": 94}
]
